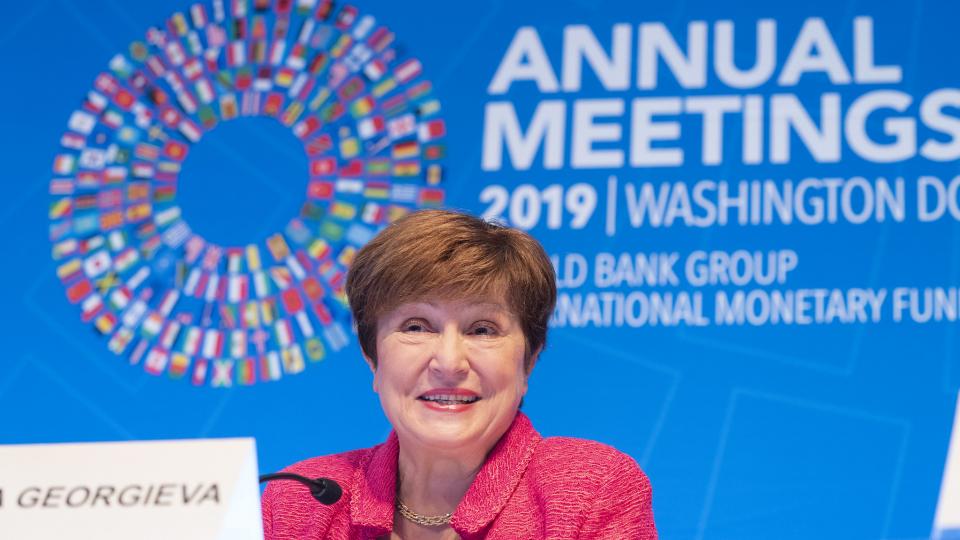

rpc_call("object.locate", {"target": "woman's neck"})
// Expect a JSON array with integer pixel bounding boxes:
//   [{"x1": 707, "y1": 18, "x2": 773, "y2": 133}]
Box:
[{"x1": 396, "y1": 441, "x2": 486, "y2": 516}]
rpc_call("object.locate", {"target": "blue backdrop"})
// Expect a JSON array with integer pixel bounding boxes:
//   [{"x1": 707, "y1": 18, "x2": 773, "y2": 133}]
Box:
[{"x1": 2, "y1": 0, "x2": 959, "y2": 538}]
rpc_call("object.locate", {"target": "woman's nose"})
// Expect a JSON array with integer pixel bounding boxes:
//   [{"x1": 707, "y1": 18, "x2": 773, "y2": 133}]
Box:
[{"x1": 428, "y1": 325, "x2": 469, "y2": 377}]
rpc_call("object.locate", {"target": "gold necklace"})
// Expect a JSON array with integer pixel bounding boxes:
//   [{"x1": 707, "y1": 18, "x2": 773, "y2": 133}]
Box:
[{"x1": 395, "y1": 498, "x2": 452, "y2": 527}]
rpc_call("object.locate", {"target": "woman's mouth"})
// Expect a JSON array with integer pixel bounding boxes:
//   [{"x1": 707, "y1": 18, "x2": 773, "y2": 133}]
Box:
[{"x1": 418, "y1": 389, "x2": 481, "y2": 411}]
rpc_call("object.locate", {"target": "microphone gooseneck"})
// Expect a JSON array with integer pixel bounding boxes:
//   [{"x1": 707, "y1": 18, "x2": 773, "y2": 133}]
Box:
[{"x1": 259, "y1": 472, "x2": 343, "y2": 505}]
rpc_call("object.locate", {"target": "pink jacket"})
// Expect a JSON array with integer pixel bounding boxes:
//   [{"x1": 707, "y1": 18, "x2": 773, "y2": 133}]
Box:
[{"x1": 262, "y1": 412, "x2": 657, "y2": 539}]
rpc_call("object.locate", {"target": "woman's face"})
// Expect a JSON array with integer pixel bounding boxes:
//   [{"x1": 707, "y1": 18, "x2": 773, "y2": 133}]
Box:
[{"x1": 369, "y1": 296, "x2": 531, "y2": 456}]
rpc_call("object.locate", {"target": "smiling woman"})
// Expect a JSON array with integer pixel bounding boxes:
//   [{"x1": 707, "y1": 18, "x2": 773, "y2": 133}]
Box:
[{"x1": 261, "y1": 210, "x2": 657, "y2": 540}]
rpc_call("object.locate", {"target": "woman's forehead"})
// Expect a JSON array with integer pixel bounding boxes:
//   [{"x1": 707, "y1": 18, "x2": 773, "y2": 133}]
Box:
[{"x1": 390, "y1": 297, "x2": 512, "y2": 315}]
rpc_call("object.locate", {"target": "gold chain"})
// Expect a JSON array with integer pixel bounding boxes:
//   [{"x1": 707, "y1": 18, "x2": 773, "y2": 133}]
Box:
[{"x1": 395, "y1": 498, "x2": 452, "y2": 527}]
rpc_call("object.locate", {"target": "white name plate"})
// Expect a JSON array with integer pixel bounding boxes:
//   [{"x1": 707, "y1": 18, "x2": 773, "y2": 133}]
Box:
[{"x1": 0, "y1": 438, "x2": 262, "y2": 540}]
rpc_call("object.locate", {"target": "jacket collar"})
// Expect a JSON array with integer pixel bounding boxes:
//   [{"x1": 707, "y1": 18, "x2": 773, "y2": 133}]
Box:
[{"x1": 349, "y1": 412, "x2": 542, "y2": 537}]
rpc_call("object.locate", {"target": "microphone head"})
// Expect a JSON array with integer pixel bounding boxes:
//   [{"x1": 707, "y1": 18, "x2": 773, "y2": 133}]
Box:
[{"x1": 310, "y1": 477, "x2": 343, "y2": 505}]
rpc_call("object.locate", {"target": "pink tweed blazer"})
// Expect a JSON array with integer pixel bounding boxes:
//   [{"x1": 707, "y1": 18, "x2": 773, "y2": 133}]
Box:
[{"x1": 262, "y1": 412, "x2": 657, "y2": 539}]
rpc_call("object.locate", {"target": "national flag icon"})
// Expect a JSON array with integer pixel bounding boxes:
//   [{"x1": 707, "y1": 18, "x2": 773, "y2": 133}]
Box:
[
  {"x1": 390, "y1": 183, "x2": 419, "y2": 202},
  {"x1": 361, "y1": 202, "x2": 384, "y2": 224},
  {"x1": 83, "y1": 250, "x2": 112, "y2": 278},
  {"x1": 426, "y1": 164, "x2": 443, "y2": 185},
  {"x1": 141, "y1": 312, "x2": 164, "y2": 339},
  {"x1": 269, "y1": 266, "x2": 293, "y2": 290},
  {"x1": 387, "y1": 114, "x2": 416, "y2": 139},
  {"x1": 424, "y1": 144, "x2": 446, "y2": 160},
  {"x1": 169, "y1": 353, "x2": 190, "y2": 378},
  {"x1": 418, "y1": 119, "x2": 446, "y2": 142},
  {"x1": 246, "y1": 244, "x2": 263, "y2": 271},
  {"x1": 281, "y1": 288, "x2": 304, "y2": 314},
  {"x1": 57, "y1": 258, "x2": 83, "y2": 283},
  {"x1": 310, "y1": 157, "x2": 336, "y2": 177},
  {"x1": 324, "y1": 321, "x2": 351, "y2": 351},
  {"x1": 339, "y1": 136, "x2": 359, "y2": 158},
  {"x1": 392, "y1": 161, "x2": 420, "y2": 177},
  {"x1": 319, "y1": 220, "x2": 344, "y2": 241},
  {"x1": 52, "y1": 239, "x2": 78, "y2": 259},
  {"x1": 49, "y1": 198, "x2": 72, "y2": 219},
  {"x1": 242, "y1": 301, "x2": 261, "y2": 328},
  {"x1": 306, "y1": 133, "x2": 333, "y2": 155},
  {"x1": 53, "y1": 154, "x2": 76, "y2": 175},
  {"x1": 114, "y1": 248, "x2": 139, "y2": 273},
  {"x1": 417, "y1": 99, "x2": 441, "y2": 118},
  {"x1": 179, "y1": 119, "x2": 202, "y2": 142},
  {"x1": 281, "y1": 101, "x2": 304, "y2": 126},
  {"x1": 220, "y1": 93, "x2": 239, "y2": 119},
  {"x1": 109, "y1": 287, "x2": 133, "y2": 310},
  {"x1": 191, "y1": 358, "x2": 209, "y2": 385},
  {"x1": 294, "y1": 117, "x2": 321, "y2": 139},
  {"x1": 261, "y1": 351, "x2": 282, "y2": 381},
  {"x1": 366, "y1": 158, "x2": 390, "y2": 176},
  {"x1": 294, "y1": 310, "x2": 314, "y2": 338},
  {"x1": 368, "y1": 26, "x2": 394, "y2": 52},
  {"x1": 281, "y1": 344, "x2": 305, "y2": 374},
  {"x1": 330, "y1": 201, "x2": 357, "y2": 220},
  {"x1": 252, "y1": 271, "x2": 270, "y2": 298},
  {"x1": 349, "y1": 95, "x2": 374, "y2": 118},
  {"x1": 80, "y1": 294, "x2": 104, "y2": 322},
  {"x1": 275, "y1": 67, "x2": 296, "y2": 87},
  {"x1": 135, "y1": 143, "x2": 161, "y2": 161},
  {"x1": 305, "y1": 337, "x2": 325, "y2": 361},
  {"x1": 275, "y1": 319, "x2": 294, "y2": 348},
  {"x1": 267, "y1": 233, "x2": 291, "y2": 261},
  {"x1": 395, "y1": 59, "x2": 422, "y2": 83},
  {"x1": 228, "y1": 275, "x2": 248, "y2": 302},
  {"x1": 363, "y1": 58, "x2": 387, "y2": 81},
  {"x1": 159, "y1": 320, "x2": 182, "y2": 350},
  {"x1": 113, "y1": 89, "x2": 136, "y2": 110},
  {"x1": 407, "y1": 80, "x2": 432, "y2": 101},
  {"x1": 107, "y1": 327, "x2": 133, "y2": 354},
  {"x1": 357, "y1": 115, "x2": 384, "y2": 139},
  {"x1": 339, "y1": 159, "x2": 364, "y2": 177},
  {"x1": 307, "y1": 239, "x2": 330, "y2": 260},
  {"x1": 144, "y1": 348, "x2": 169, "y2": 375},
  {"x1": 392, "y1": 140, "x2": 419, "y2": 160},
  {"x1": 230, "y1": 329, "x2": 247, "y2": 358},
  {"x1": 264, "y1": 92, "x2": 284, "y2": 116},
  {"x1": 181, "y1": 326, "x2": 203, "y2": 355},
  {"x1": 364, "y1": 181, "x2": 390, "y2": 199},
  {"x1": 419, "y1": 188, "x2": 445, "y2": 207},
  {"x1": 158, "y1": 290, "x2": 180, "y2": 317},
  {"x1": 335, "y1": 178, "x2": 363, "y2": 193},
  {"x1": 237, "y1": 359, "x2": 256, "y2": 385},
  {"x1": 382, "y1": 94, "x2": 408, "y2": 117},
  {"x1": 371, "y1": 77, "x2": 397, "y2": 99},
  {"x1": 94, "y1": 312, "x2": 118, "y2": 335},
  {"x1": 60, "y1": 132, "x2": 86, "y2": 150},
  {"x1": 202, "y1": 329, "x2": 224, "y2": 358},
  {"x1": 67, "y1": 111, "x2": 96, "y2": 134}
]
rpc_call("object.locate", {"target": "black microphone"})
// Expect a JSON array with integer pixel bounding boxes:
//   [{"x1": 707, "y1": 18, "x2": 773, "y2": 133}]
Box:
[{"x1": 259, "y1": 472, "x2": 343, "y2": 505}]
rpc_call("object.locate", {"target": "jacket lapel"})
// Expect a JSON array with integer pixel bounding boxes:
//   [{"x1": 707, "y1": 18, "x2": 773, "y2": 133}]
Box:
[{"x1": 450, "y1": 412, "x2": 542, "y2": 537}]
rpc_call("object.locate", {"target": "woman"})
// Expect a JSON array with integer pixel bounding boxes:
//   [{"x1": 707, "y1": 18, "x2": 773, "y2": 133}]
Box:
[{"x1": 262, "y1": 210, "x2": 656, "y2": 539}]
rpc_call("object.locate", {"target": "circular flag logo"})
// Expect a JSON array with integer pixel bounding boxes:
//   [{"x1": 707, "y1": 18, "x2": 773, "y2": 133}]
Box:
[{"x1": 48, "y1": 1, "x2": 446, "y2": 387}]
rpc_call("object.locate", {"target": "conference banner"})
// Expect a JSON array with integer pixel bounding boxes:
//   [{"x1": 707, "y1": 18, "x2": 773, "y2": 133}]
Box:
[{"x1": 1, "y1": 0, "x2": 958, "y2": 537}]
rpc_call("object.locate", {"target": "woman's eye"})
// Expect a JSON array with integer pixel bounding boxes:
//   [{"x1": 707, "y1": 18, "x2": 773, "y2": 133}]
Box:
[
  {"x1": 470, "y1": 324, "x2": 497, "y2": 336},
  {"x1": 403, "y1": 321, "x2": 426, "y2": 332}
]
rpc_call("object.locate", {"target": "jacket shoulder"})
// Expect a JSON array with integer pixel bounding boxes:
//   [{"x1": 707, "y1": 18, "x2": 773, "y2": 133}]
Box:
[
  {"x1": 527, "y1": 437, "x2": 656, "y2": 537},
  {"x1": 528, "y1": 436, "x2": 650, "y2": 494}
]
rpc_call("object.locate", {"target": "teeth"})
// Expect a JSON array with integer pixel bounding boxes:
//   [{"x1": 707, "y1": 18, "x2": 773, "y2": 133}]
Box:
[{"x1": 421, "y1": 394, "x2": 479, "y2": 403}]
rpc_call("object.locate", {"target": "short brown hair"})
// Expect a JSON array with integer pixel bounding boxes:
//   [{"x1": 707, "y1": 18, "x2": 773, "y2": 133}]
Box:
[{"x1": 345, "y1": 209, "x2": 556, "y2": 369}]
